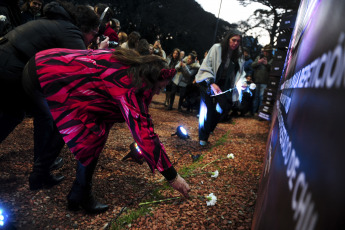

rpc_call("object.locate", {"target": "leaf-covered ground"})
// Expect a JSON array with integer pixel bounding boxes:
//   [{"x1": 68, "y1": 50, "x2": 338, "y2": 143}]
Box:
[{"x1": 0, "y1": 93, "x2": 270, "y2": 229}]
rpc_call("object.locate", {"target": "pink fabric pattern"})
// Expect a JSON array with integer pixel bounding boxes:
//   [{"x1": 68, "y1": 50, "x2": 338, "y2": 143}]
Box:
[{"x1": 35, "y1": 48, "x2": 173, "y2": 173}]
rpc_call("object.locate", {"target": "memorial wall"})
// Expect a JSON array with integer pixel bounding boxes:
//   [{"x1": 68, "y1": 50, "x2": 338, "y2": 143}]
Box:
[{"x1": 252, "y1": 0, "x2": 345, "y2": 229}]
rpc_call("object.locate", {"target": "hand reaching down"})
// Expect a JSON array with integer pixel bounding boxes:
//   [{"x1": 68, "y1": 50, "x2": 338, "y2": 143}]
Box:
[{"x1": 169, "y1": 174, "x2": 191, "y2": 198}]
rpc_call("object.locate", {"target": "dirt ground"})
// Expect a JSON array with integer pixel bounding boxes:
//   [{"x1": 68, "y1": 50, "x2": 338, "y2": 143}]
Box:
[{"x1": 0, "y1": 93, "x2": 270, "y2": 229}]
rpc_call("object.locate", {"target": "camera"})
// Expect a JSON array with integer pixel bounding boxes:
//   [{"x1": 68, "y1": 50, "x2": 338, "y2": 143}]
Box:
[{"x1": 99, "y1": 35, "x2": 118, "y2": 48}]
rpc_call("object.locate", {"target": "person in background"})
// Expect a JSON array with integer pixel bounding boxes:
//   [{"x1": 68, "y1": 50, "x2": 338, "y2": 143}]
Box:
[
  {"x1": 0, "y1": 0, "x2": 107, "y2": 191},
  {"x1": 22, "y1": 48, "x2": 191, "y2": 213},
  {"x1": 243, "y1": 47, "x2": 253, "y2": 79},
  {"x1": 149, "y1": 43, "x2": 154, "y2": 55},
  {"x1": 179, "y1": 50, "x2": 185, "y2": 61},
  {"x1": 0, "y1": 0, "x2": 21, "y2": 36},
  {"x1": 118, "y1": 31, "x2": 127, "y2": 46},
  {"x1": 164, "y1": 48, "x2": 180, "y2": 107},
  {"x1": 199, "y1": 50, "x2": 208, "y2": 65},
  {"x1": 136, "y1": 38, "x2": 150, "y2": 55},
  {"x1": 109, "y1": 18, "x2": 121, "y2": 38},
  {"x1": 21, "y1": 0, "x2": 43, "y2": 24},
  {"x1": 195, "y1": 29, "x2": 246, "y2": 146},
  {"x1": 94, "y1": 3, "x2": 118, "y2": 43},
  {"x1": 121, "y1": 31, "x2": 140, "y2": 50},
  {"x1": 168, "y1": 53, "x2": 200, "y2": 112},
  {"x1": 251, "y1": 44, "x2": 273, "y2": 115},
  {"x1": 152, "y1": 39, "x2": 166, "y2": 59}
]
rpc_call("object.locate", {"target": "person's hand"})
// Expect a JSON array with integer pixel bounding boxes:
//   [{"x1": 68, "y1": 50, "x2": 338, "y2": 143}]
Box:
[
  {"x1": 98, "y1": 36, "x2": 109, "y2": 49},
  {"x1": 262, "y1": 57, "x2": 268, "y2": 65},
  {"x1": 241, "y1": 82, "x2": 248, "y2": 90},
  {"x1": 169, "y1": 174, "x2": 191, "y2": 198},
  {"x1": 210, "y1": 83, "x2": 222, "y2": 95}
]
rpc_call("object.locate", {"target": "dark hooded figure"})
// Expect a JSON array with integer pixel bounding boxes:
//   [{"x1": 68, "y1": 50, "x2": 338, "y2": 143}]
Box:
[{"x1": 0, "y1": 0, "x2": 101, "y2": 196}]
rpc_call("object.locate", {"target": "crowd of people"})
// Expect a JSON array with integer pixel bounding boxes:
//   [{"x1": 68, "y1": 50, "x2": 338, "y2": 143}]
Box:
[{"x1": 0, "y1": 0, "x2": 273, "y2": 215}]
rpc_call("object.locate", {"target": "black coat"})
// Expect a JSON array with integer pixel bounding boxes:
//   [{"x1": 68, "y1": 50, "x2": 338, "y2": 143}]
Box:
[{"x1": 0, "y1": 1, "x2": 86, "y2": 109}]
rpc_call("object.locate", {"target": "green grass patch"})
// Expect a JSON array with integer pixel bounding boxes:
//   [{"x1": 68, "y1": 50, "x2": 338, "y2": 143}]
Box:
[{"x1": 110, "y1": 206, "x2": 152, "y2": 230}]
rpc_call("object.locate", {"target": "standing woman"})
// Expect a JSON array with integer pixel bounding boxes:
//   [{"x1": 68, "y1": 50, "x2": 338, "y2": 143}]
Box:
[
  {"x1": 169, "y1": 53, "x2": 200, "y2": 111},
  {"x1": 22, "y1": 48, "x2": 191, "y2": 213},
  {"x1": 195, "y1": 29, "x2": 246, "y2": 146},
  {"x1": 164, "y1": 48, "x2": 180, "y2": 107}
]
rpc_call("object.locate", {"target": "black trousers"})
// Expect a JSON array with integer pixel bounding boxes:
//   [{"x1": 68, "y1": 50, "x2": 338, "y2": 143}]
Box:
[
  {"x1": 198, "y1": 89, "x2": 233, "y2": 141},
  {"x1": 169, "y1": 83, "x2": 187, "y2": 110},
  {"x1": 22, "y1": 59, "x2": 65, "y2": 173}
]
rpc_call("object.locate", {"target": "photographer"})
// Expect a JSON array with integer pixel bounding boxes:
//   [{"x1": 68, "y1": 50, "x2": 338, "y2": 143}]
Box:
[
  {"x1": 251, "y1": 44, "x2": 273, "y2": 115},
  {"x1": 94, "y1": 3, "x2": 118, "y2": 43},
  {"x1": 153, "y1": 39, "x2": 166, "y2": 59}
]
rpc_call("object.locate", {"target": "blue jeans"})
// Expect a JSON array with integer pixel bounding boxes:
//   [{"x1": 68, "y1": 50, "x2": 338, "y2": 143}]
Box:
[{"x1": 252, "y1": 84, "x2": 267, "y2": 114}]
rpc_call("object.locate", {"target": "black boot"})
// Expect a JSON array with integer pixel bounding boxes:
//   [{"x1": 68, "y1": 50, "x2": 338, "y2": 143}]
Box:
[
  {"x1": 49, "y1": 157, "x2": 64, "y2": 171},
  {"x1": 67, "y1": 160, "x2": 108, "y2": 214},
  {"x1": 30, "y1": 109, "x2": 66, "y2": 190}
]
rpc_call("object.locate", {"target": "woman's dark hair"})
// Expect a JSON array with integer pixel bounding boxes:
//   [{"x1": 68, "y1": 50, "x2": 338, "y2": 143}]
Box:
[
  {"x1": 168, "y1": 48, "x2": 180, "y2": 68},
  {"x1": 94, "y1": 3, "x2": 114, "y2": 35},
  {"x1": 127, "y1": 31, "x2": 141, "y2": 49},
  {"x1": 136, "y1": 39, "x2": 150, "y2": 56},
  {"x1": 220, "y1": 29, "x2": 243, "y2": 63},
  {"x1": 112, "y1": 48, "x2": 168, "y2": 90},
  {"x1": 188, "y1": 53, "x2": 196, "y2": 62},
  {"x1": 94, "y1": 3, "x2": 114, "y2": 22},
  {"x1": 52, "y1": 1, "x2": 99, "y2": 33}
]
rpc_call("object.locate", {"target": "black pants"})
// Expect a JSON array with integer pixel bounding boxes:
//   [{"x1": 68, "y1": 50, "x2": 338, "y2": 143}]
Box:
[
  {"x1": 198, "y1": 89, "x2": 233, "y2": 141},
  {"x1": 22, "y1": 59, "x2": 65, "y2": 173},
  {"x1": 169, "y1": 83, "x2": 187, "y2": 110}
]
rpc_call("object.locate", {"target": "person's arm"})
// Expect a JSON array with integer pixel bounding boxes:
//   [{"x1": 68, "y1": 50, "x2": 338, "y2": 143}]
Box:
[
  {"x1": 251, "y1": 56, "x2": 258, "y2": 68},
  {"x1": 195, "y1": 44, "x2": 218, "y2": 83},
  {"x1": 118, "y1": 90, "x2": 190, "y2": 197}
]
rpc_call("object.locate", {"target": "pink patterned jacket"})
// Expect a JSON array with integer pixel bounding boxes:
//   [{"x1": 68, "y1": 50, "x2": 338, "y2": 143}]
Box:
[{"x1": 35, "y1": 48, "x2": 175, "y2": 175}]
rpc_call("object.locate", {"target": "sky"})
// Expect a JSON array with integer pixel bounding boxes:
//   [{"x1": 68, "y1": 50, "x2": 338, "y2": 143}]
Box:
[{"x1": 195, "y1": 0, "x2": 271, "y2": 45}]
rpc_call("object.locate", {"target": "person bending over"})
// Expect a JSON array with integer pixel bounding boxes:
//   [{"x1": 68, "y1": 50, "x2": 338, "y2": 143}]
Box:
[{"x1": 22, "y1": 48, "x2": 191, "y2": 214}]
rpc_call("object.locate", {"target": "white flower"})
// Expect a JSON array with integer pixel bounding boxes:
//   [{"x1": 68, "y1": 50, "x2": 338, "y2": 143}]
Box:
[
  {"x1": 0, "y1": 15, "x2": 7, "y2": 22},
  {"x1": 210, "y1": 170, "x2": 219, "y2": 178},
  {"x1": 201, "y1": 181, "x2": 203, "y2": 184},
  {"x1": 206, "y1": 193, "x2": 217, "y2": 206},
  {"x1": 249, "y1": 83, "x2": 256, "y2": 90},
  {"x1": 227, "y1": 153, "x2": 234, "y2": 159}
]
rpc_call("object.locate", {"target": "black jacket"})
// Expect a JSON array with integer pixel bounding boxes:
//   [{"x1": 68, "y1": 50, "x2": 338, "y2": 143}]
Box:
[{"x1": 0, "y1": 1, "x2": 86, "y2": 82}]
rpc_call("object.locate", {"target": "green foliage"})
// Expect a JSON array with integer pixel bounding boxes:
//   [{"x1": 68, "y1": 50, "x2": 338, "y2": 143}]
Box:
[
  {"x1": 110, "y1": 206, "x2": 152, "y2": 230},
  {"x1": 236, "y1": 0, "x2": 301, "y2": 44}
]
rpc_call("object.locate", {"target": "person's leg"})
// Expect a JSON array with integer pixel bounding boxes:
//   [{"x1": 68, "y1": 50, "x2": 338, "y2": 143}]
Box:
[
  {"x1": 67, "y1": 159, "x2": 109, "y2": 214},
  {"x1": 178, "y1": 86, "x2": 187, "y2": 111},
  {"x1": 258, "y1": 84, "x2": 267, "y2": 108},
  {"x1": 198, "y1": 90, "x2": 216, "y2": 143},
  {"x1": 168, "y1": 83, "x2": 178, "y2": 110},
  {"x1": 252, "y1": 85, "x2": 260, "y2": 114},
  {"x1": 22, "y1": 60, "x2": 65, "y2": 190},
  {"x1": 164, "y1": 82, "x2": 172, "y2": 107}
]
